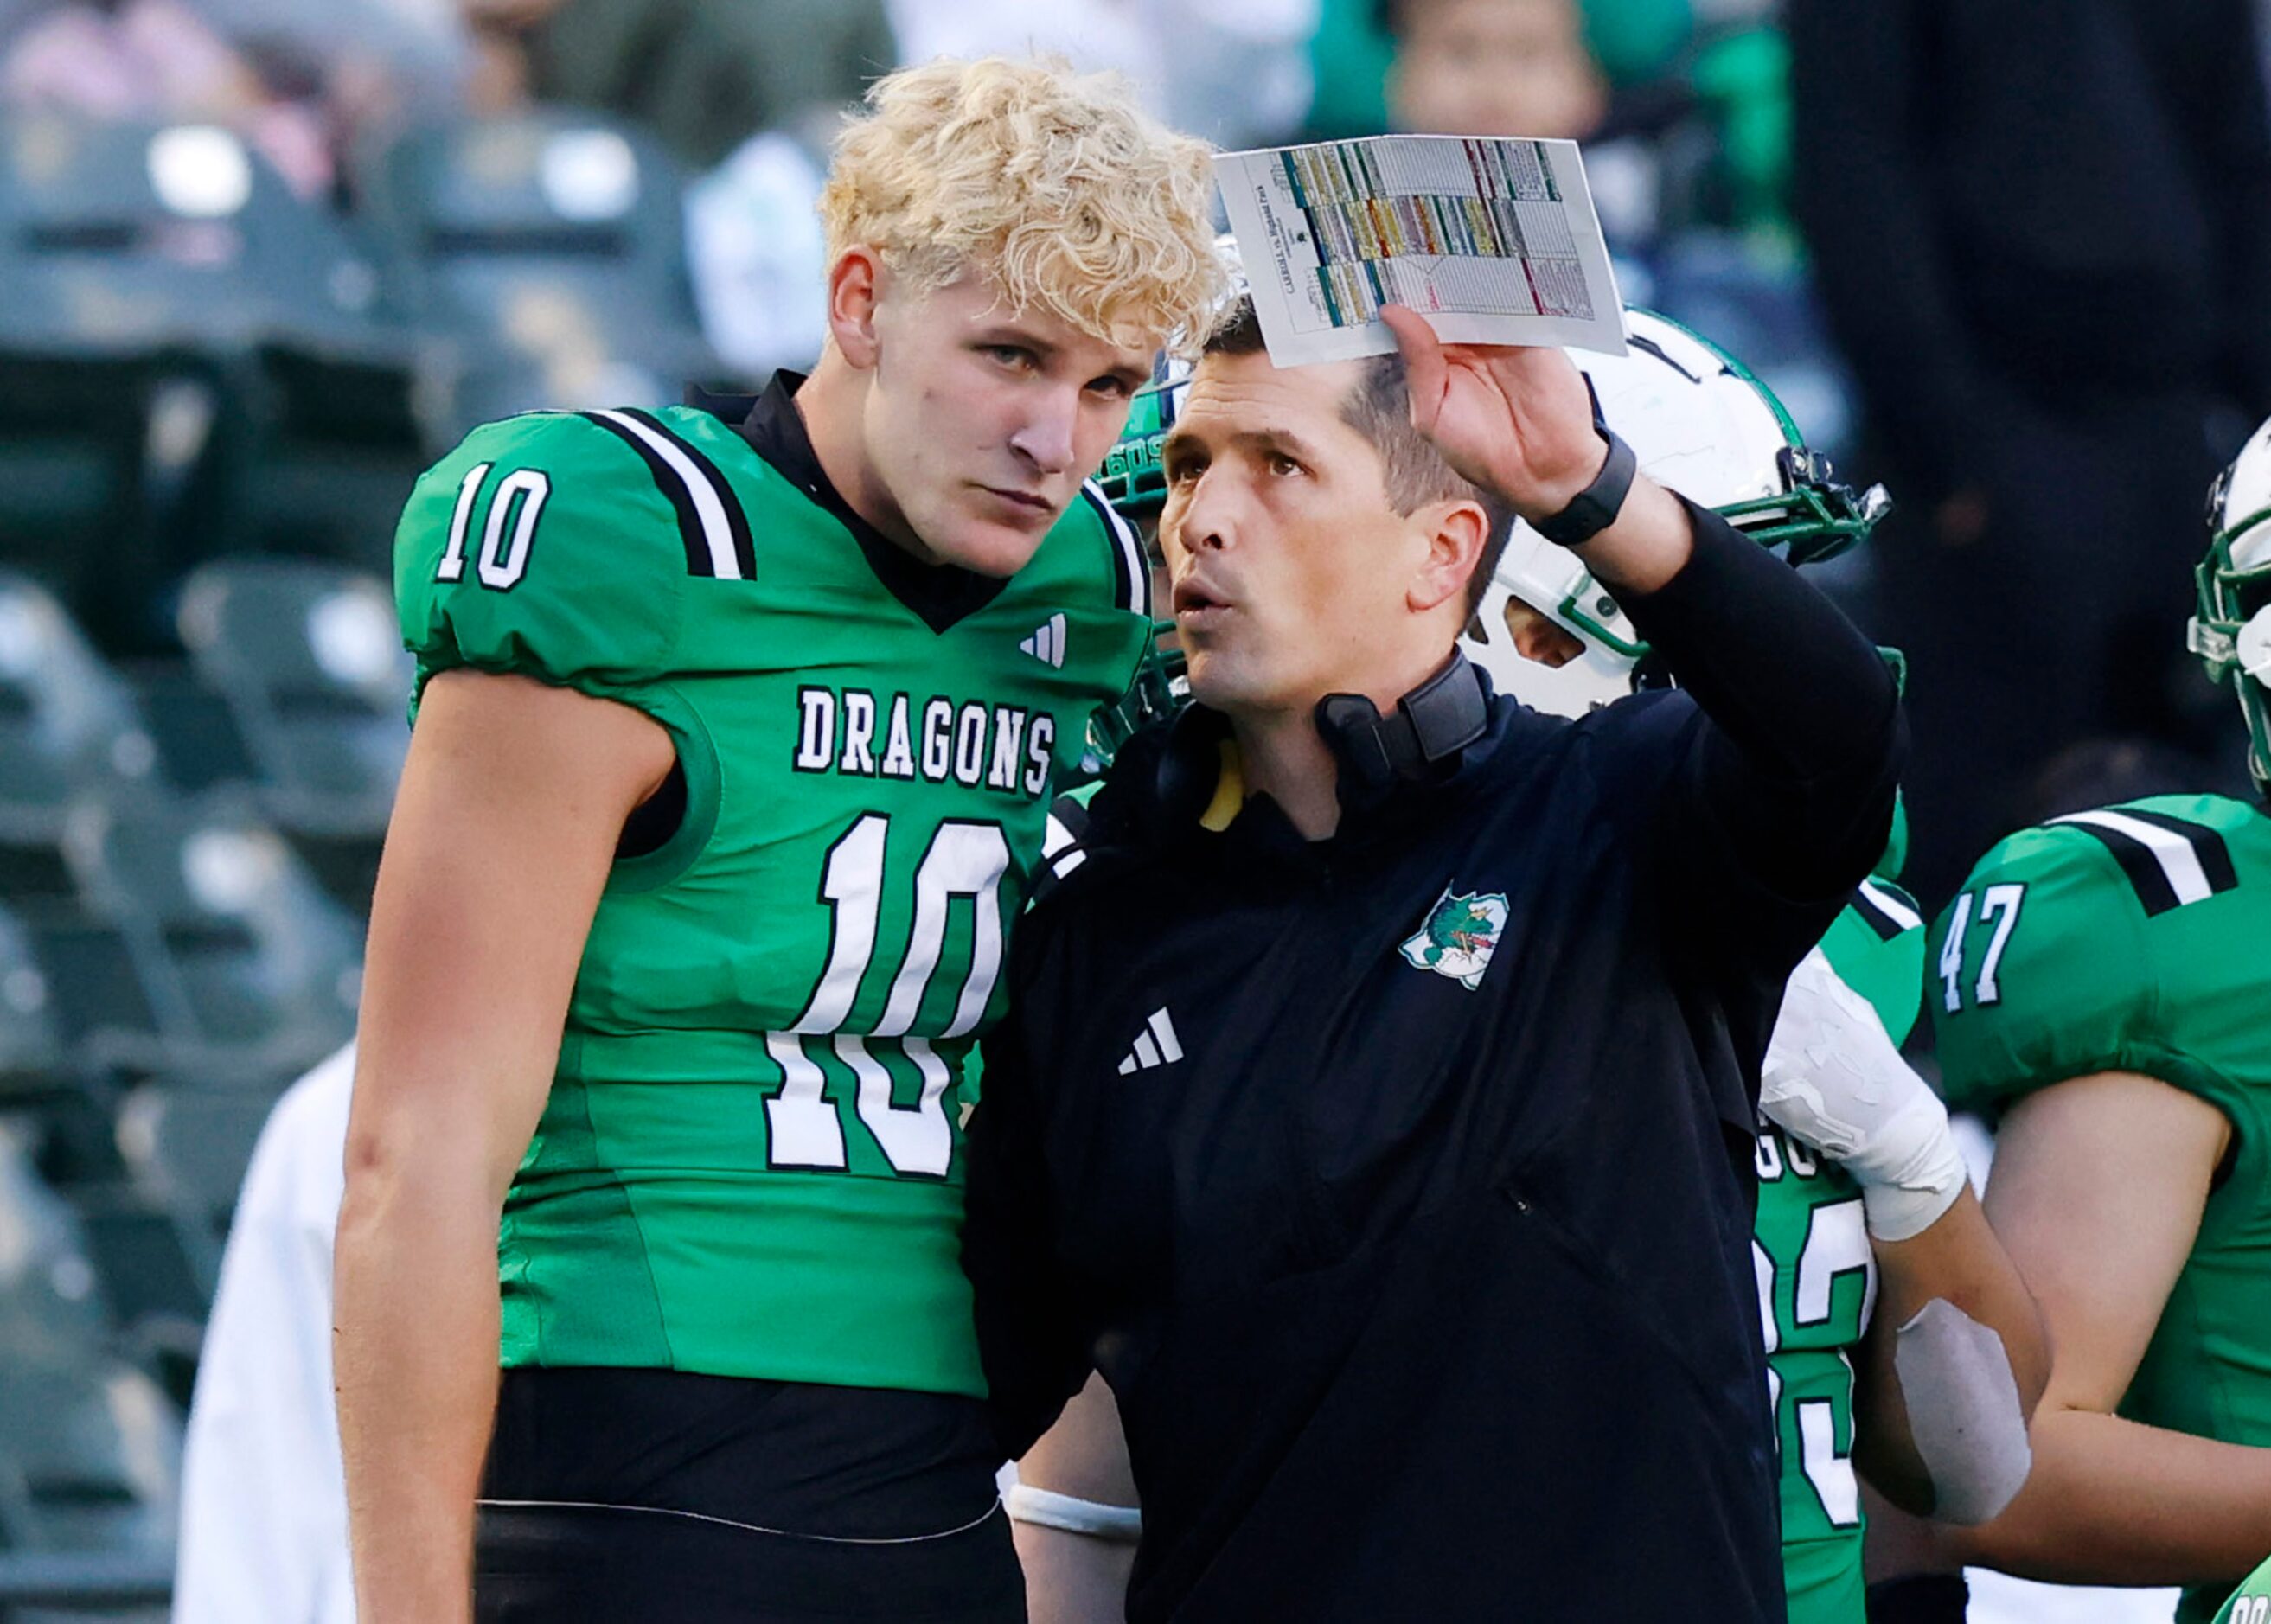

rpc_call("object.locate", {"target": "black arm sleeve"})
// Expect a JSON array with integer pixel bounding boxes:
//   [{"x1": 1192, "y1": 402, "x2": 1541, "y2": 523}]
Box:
[
  {"x1": 1617, "y1": 499, "x2": 1905, "y2": 975},
  {"x1": 960, "y1": 979, "x2": 1093, "y2": 1461}
]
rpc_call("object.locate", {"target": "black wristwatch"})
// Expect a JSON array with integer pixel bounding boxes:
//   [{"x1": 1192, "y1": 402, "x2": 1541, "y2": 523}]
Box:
[{"x1": 1531, "y1": 382, "x2": 1636, "y2": 547}]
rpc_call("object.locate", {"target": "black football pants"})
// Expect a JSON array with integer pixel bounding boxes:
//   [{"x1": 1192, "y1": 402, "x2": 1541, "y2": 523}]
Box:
[
  {"x1": 474, "y1": 1498, "x2": 1026, "y2": 1623},
  {"x1": 475, "y1": 1368, "x2": 1024, "y2": 1622}
]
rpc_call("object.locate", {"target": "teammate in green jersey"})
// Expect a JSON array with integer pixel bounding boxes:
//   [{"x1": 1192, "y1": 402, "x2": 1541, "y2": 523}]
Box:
[
  {"x1": 2217, "y1": 1551, "x2": 2271, "y2": 1624},
  {"x1": 333, "y1": 56, "x2": 1227, "y2": 1624},
  {"x1": 1003, "y1": 311, "x2": 2047, "y2": 1624},
  {"x1": 1931, "y1": 412, "x2": 2271, "y2": 1624},
  {"x1": 1754, "y1": 892, "x2": 1933, "y2": 1623}
]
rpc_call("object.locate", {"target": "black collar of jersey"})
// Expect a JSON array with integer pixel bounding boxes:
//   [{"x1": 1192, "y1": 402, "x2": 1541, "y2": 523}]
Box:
[
  {"x1": 1096, "y1": 651, "x2": 1507, "y2": 875},
  {"x1": 701, "y1": 374, "x2": 1009, "y2": 634}
]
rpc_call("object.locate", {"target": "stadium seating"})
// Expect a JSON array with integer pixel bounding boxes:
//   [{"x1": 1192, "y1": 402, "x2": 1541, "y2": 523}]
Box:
[
  {"x1": 356, "y1": 110, "x2": 721, "y2": 428},
  {"x1": 0, "y1": 1153, "x2": 181, "y2": 1606},
  {"x1": 213, "y1": 337, "x2": 432, "y2": 575},
  {"x1": 0, "y1": 572, "x2": 165, "y2": 964},
  {"x1": 60, "y1": 796, "x2": 361, "y2": 1075},
  {"x1": 0, "y1": 573, "x2": 159, "y2": 832},
  {"x1": 114, "y1": 1080, "x2": 286, "y2": 1241},
  {"x1": 176, "y1": 559, "x2": 409, "y2": 913},
  {"x1": 0, "y1": 349, "x2": 218, "y2": 653},
  {"x1": 66, "y1": 1181, "x2": 218, "y2": 1378},
  {"x1": 0, "y1": 1357, "x2": 181, "y2": 1561},
  {"x1": 0, "y1": 905, "x2": 65, "y2": 1100},
  {"x1": 0, "y1": 1122, "x2": 112, "y2": 1367},
  {"x1": 22, "y1": 911, "x2": 168, "y2": 1081},
  {"x1": 120, "y1": 665, "x2": 257, "y2": 800},
  {"x1": 0, "y1": 113, "x2": 424, "y2": 649},
  {"x1": 0, "y1": 112, "x2": 387, "y2": 353},
  {"x1": 176, "y1": 559, "x2": 410, "y2": 843}
]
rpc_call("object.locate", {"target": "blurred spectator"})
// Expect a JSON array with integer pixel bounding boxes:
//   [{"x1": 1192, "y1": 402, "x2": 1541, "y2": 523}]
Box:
[
  {"x1": 1789, "y1": 0, "x2": 2271, "y2": 902},
  {"x1": 1379, "y1": 0, "x2": 1671, "y2": 269},
  {"x1": 0, "y1": 0, "x2": 249, "y2": 121},
  {"x1": 0, "y1": 0, "x2": 333, "y2": 190},
  {"x1": 1681, "y1": 22, "x2": 1788, "y2": 240},
  {"x1": 457, "y1": 0, "x2": 539, "y2": 113},
  {"x1": 1380, "y1": 0, "x2": 1607, "y2": 140},
  {"x1": 1306, "y1": 0, "x2": 1688, "y2": 140},
  {"x1": 1303, "y1": 0, "x2": 1392, "y2": 137},
  {"x1": 202, "y1": 0, "x2": 473, "y2": 173},
  {"x1": 173, "y1": 1043, "x2": 355, "y2": 1624},
  {"x1": 0, "y1": 0, "x2": 470, "y2": 198},
  {"x1": 884, "y1": 0, "x2": 1317, "y2": 149},
  {"x1": 466, "y1": 0, "x2": 897, "y2": 169}
]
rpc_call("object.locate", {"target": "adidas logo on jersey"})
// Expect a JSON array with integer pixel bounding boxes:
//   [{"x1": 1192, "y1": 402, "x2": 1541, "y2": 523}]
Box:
[
  {"x1": 1020, "y1": 613, "x2": 1068, "y2": 668},
  {"x1": 1116, "y1": 1007, "x2": 1182, "y2": 1074}
]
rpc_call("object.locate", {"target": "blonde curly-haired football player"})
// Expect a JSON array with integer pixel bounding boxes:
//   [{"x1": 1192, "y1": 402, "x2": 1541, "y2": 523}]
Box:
[{"x1": 336, "y1": 56, "x2": 1226, "y2": 1624}]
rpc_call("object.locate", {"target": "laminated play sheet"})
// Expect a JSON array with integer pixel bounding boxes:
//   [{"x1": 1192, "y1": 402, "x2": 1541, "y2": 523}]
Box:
[{"x1": 1213, "y1": 134, "x2": 1627, "y2": 366}]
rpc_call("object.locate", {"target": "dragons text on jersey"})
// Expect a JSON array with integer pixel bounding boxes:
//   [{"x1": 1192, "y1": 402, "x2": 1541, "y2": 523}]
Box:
[
  {"x1": 793, "y1": 687, "x2": 1058, "y2": 800},
  {"x1": 395, "y1": 377, "x2": 1151, "y2": 1398}
]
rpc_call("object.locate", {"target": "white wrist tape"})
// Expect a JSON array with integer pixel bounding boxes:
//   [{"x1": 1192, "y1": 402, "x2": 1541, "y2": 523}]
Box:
[
  {"x1": 1004, "y1": 1484, "x2": 1143, "y2": 1544},
  {"x1": 1761, "y1": 948, "x2": 1968, "y2": 1242},
  {"x1": 1850, "y1": 1092, "x2": 1971, "y2": 1244},
  {"x1": 1894, "y1": 1298, "x2": 2033, "y2": 1525}
]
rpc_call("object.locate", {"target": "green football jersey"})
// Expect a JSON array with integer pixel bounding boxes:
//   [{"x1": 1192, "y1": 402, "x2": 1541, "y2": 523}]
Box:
[
  {"x1": 1758, "y1": 875, "x2": 1926, "y2": 1624},
  {"x1": 1932, "y1": 794, "x2": 2271, "y2": 1624},
  {"x1": 2216, "y1": 1551, "x2": 2271, "y2": 1624},
  {"x1": 394, "y1": 398, "x2": 1152, "y2": 1396}
]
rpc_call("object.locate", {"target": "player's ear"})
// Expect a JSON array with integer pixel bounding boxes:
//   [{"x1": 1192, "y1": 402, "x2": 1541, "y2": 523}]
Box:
[
  {"x1": 826, "y1": 246, "x2": 885, "y2": 370},
  {"x1": 1408, "y1": 498, "x2": 1487, "y2": 617}
]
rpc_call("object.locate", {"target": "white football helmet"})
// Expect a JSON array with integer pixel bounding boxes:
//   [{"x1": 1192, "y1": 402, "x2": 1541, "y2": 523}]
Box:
[
  {"x1": 1462, "y1": 308, "x2": 1890, "y2": 717},
  {"x1": 2191, "y1": 415, "x2": 2271, "y2": 797}
]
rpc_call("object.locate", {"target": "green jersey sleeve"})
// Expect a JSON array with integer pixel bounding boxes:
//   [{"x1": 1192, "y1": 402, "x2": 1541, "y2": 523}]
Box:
[
  {"x1": 1929, "y1": 796, "x2": 2265, "y2": 1122},
  {"x1": 395, "y1": 412, "x2": 689, "y2": 708}
]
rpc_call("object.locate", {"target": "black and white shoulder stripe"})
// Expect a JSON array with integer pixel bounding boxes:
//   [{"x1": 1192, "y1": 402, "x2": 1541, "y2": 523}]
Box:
[
  {"x1": 1078, "y1": 477, "x2": 1150, "y2": 620},
  {"x1": 2049, "y1": 806, "x2": 2241, "y2": 917},
  {"x1": 1026, "y1": 793, "x2": 1094, "y2": 907},
  {"x1": 1850, "y1": 875, "x2": 1924, "y2": 941},
  {"x1": 578, "y1": 408, "x2": 756, "y2": 580}
]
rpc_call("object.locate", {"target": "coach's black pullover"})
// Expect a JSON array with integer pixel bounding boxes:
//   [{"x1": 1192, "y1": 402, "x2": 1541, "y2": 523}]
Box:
[{"x1": 963, "y1": 501, "x2": 1903, "y2": 1621}]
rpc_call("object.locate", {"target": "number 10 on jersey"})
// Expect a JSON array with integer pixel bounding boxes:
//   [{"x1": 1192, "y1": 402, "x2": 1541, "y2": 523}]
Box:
[{"x1": 764, "y1": 814, "x2": 1011, "y2": 1178}]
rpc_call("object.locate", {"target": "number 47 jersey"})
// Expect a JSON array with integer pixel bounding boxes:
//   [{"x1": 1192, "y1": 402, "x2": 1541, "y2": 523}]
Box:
[
  {"x1": 1933, "y1": 792, "x2": 2271, "y2": 1624},
  {"x1": 395, "y1": 394, "x2": 1151, "y2": 1397}
]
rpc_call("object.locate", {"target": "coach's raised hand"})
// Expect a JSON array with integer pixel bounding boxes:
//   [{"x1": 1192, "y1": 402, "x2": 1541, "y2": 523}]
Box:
[{"x1": 1380, "y1": 304, "x2": 1693, "y2": 594}]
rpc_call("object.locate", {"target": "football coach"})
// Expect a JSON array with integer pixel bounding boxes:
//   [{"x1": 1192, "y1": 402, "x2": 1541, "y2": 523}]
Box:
[{"x1": 963, "y1": 297, "x2": 1904, "y2": 1621}]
